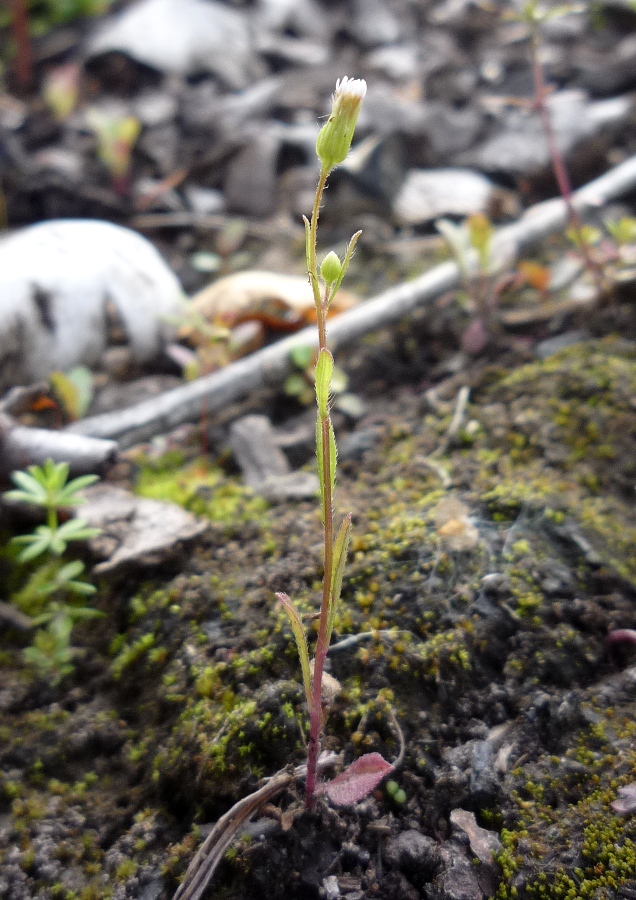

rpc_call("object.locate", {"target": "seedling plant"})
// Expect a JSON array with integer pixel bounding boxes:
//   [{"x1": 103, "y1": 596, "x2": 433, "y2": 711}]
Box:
[
  {"x1": 276, "y1": 77, "x2": 392, "y2": 808},
  {"x1": 4, "y1": 458, "x2": 102, "y2": 681}
]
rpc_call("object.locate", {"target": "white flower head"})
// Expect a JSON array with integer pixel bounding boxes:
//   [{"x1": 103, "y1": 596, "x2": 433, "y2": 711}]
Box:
[
  {"x1": 333, "y1": 76, "x2": 367, "y2": 103},
  {"x1": 316, "y1": 76, "x2": 367, "y2": 173}
]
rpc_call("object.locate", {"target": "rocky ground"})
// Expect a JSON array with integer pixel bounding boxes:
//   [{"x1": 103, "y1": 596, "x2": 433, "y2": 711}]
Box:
[{"x1": 3, "y1": 2, "x2": 636, "y2": 900}]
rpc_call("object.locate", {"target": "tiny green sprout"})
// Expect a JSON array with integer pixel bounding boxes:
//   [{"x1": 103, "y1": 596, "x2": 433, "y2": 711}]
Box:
[
  {"x1": 606, "y1": 216, "x2": 636, "y2": 246},
  {"x1": 4, "y1": 459, "x2": 102, "y2": 679},
  {"x1": 26, "y1": 603, "x2": 102, "y2": 685},
  {"x1": 386, "y1": 780, "x2": 407, "y2": 804},
  {"x1": 4, "y1": 460, "x2": 100, "y2": 562}
]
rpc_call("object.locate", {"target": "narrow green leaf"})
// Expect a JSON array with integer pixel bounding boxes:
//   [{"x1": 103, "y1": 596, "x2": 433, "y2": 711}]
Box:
[
  {"x1": 55, "y1": 518, "x2": 101, "y2": 544},
  {"x1": 316, "y1": 416, "x2": 324, "y2": 520},
  {"x1": 67, "y1": 581, "x2": 98, "y2": 597},
  {"x1": 55, "y1": 473, "x2": 99, "y2": 506},
  {"x1": 326, "y1": 513, "x2": 352, "y2": 647},
  {"x1": 328, "y1": 419, "x2": 337, "y2": 498},
  {"x1": 7, "y1": 471, "x2": 48, "y2": 503},
  {"x1": 315, "y1": 349, "x2": 333, "y2": 420},
  {"x1": 4, "y1": 489, "x2": 44, "y2": 507},
  {"x1": 316, "y1": 417, "x2": 337, "y2": 523},
  {"x1": 14, "y1": 535, "x2": 50, "y2": 562},
  {"x1": 276, "y1": 592, "x2": 313, "y2": 711}
]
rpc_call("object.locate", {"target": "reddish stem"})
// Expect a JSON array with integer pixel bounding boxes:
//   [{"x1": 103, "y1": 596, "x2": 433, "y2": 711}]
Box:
[
  {"x1": 529, "y1": 29, "x2": 605, "y2": 295},
  {"x1": 11, "y1": 0, "x2": 32, "y2": 92}
]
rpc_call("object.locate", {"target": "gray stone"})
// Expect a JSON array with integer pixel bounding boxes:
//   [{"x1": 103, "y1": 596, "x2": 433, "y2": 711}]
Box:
[
  {"x1": 224, "y1": 129, "x2": 281, "y2": 217},
  {"x1": 82, "y1": 484, "x2": 208, "y2": 573},
  {"x1": 455, "y1": 90, "x2": 632, "y2": 176},
  {"x1": 384, "y1": 830, "x2": 441, "y2": 875},
  {"x1": 350, "y1": 0, "x2": 402, "y2": 48},
  {"x1": 427, "y1": 843, "x2": 482, "y2": 900}
]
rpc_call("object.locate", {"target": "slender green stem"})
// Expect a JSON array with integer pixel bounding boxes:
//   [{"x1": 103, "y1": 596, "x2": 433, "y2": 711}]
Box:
[
  {"x1": 47, "y1": 507, "x2": 57, "y2": 532},
  {"x1": 305, "y1": 165, "x2": 336, "y2": 805}
]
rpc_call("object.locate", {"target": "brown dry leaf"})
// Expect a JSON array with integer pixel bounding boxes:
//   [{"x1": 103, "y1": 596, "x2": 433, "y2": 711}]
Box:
[
  {"x1": 434, "y1": 496, "x2": 480, "y2": 551},
  {"x1": 185, "y1": 270, "x2": 358, "y2": 336}
]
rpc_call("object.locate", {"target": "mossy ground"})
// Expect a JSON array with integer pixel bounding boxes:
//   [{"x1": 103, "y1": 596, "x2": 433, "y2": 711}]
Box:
[{"x1": 3, "y1": 335, "x2": 636, "y2": 899}]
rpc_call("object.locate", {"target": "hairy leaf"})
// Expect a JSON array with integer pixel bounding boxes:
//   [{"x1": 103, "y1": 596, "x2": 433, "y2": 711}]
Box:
[
  {"x1": 320, "y1": 753, "x2": 393, "y2": 806},
  {"x1": 276, "y1": 592, "x2": 313, "y2": 711}
]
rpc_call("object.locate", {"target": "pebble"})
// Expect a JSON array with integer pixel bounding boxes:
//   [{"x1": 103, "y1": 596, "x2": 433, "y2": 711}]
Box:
[
  {"x1": 392, "y1": 168, "x2": 496, "y2": 226},
  {"x1": 383, "y1": 830, "x2": 441, "y2": 874}
]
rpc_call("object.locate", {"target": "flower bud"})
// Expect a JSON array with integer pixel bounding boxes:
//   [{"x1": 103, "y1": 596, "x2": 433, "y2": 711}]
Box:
[
  {"x1": 316, "y1": 76, "x2": 367, "y2": 173},
  {"x1": 320, "y1": 250, "x2": 342, "y2": 286}
]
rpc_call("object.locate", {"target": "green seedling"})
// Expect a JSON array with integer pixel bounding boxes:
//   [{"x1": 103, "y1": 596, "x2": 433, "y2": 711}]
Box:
[
  {"x1": 436, "y1": 212, "x2": 511, "y2": 354},
  {"x1": 5, "y1": 459, "x2": 100, "y2": 562},
  {"x1": 276, "y1": 77, "x2": 392, "y2": 807},
  {"x1": 386, "y1": 779, "x2": 407, "y2": 805},
  {"x1": 4, "y1": 459, "x2": 102, "y2": 681},
  {"x1": 49, "y1": 366, "x2": 94, "y2": 421},
  {"x1": 85, "y1": 107, "x2": 141, "y2": 195},
  {"x1": 25, "y1": 602, "x2": 103, "y2": 684}
]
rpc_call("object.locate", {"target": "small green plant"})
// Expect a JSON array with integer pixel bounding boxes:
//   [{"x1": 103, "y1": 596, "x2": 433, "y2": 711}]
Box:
[
  {"x1": 4, "y1": 459, "x2": 102, "y2": 681},
  {"x1": 436, "y1": 212, "x2": 513, "y2": 353},
  {"x1": 5, "y1": 459, "x2": 100, "y2": 562},
  {"x1": 276, "y1": 77, "x2": 392, "y2": 808},
  {"x1": 85, "y1": 107, "x2": 142, "y2": 195}
]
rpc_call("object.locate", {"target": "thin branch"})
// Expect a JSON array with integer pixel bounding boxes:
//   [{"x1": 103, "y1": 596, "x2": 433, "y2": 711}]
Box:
[{"x1": 69, "y1": 154, "x2": 636, "y2": 449}]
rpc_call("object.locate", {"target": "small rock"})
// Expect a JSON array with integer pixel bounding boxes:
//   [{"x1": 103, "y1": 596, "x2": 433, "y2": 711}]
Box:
[
  {"x1": 535, "y1": 330, "x2": 589, "y2": 360},
  {"x1": 185, "y1": 186, "x2": 226, "y2": 216},
  {"x1": 456, "y1": 90, "x2": 632, "y2": 176},
  {"x1": 87, "y1": 0, "x2": 259, "y2": 87},
  {"x1": 392, "y1": 169, "x2": 496, "y2": 226},
  {"x1": 383, "y1": 830, "x2": 441, "y2": 876},
  {"x1": 224, "y1": 129, "x2": 281, "y2": 217},
  {"x1": 82, "y1": 484, "x2": 208, "y2": 573},
  {"x1": 229, "y1": 414, "x2": 319, "y2": 501},
  {"x1": 349, "y1": 0, "x2": 402, "y2": 47},
  {"x1": 469, "y1": 741, "x2": 500, "y2": 806},
  {"x1": 133, "y1": 91, "x2": 178, "y2": 127},
  {"x1": 254, "y1": 0, "x2": 331, "y2": 41},
  {"x1": 322, "y1": 874, "x2": 340, "y2": 900},
  {"x1": 428, "y1": 842, "x2": 483, "y2": 900},
  {"x1": 449, "y1": 809, "x2": 502, "y2": 867}
]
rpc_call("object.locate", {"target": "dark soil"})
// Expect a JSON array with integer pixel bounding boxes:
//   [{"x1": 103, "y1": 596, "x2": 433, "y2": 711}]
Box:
[{"x1": 3, "y1": 3, "x2": 636, "y2": 900}]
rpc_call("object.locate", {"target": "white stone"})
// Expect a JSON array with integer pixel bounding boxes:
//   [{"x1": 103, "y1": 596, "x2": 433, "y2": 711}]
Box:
[
  {"x1": 0, "y1": 220, "x2": 185, "y2": 390},
  {"x1": 87, "y1": 0, "x2": 256, "y2": 87},
  {"x1": 393, "y1": 168, "x2": 495, "y2": 226}
]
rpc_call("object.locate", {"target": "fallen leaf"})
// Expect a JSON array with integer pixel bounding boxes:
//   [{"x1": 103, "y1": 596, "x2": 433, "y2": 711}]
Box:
[{"x1": 186, "y1": 271, "x2": 357, "y2": 335}]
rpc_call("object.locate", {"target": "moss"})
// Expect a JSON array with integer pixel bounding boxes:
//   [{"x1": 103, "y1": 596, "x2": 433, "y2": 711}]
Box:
[
  {"x1": 135, "y1": 454, "x2": 270, "y2": 528},
  {"x1": 495, "y1": 712, "x2": 636, "y2": 899}
]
